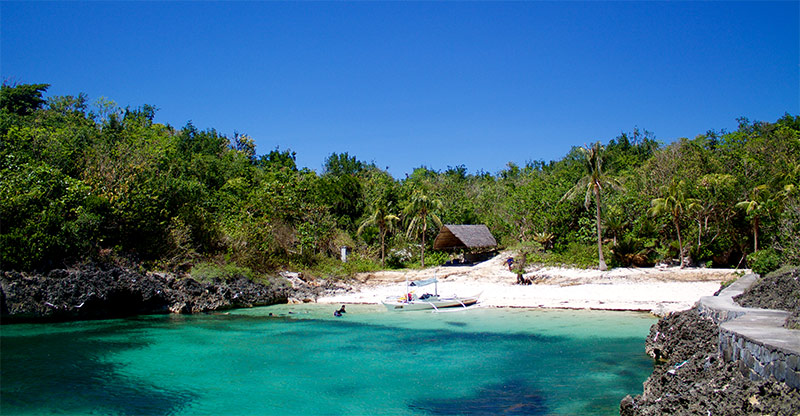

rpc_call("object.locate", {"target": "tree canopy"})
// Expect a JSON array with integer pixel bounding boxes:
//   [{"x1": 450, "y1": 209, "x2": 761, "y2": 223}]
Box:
[{"x1": 2, "y1": 82, "x2": 798, "y2": 276}]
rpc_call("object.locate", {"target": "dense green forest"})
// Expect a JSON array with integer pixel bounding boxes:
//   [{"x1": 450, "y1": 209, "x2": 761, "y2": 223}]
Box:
[{"x1": 2, "y1": 83, "x2": 798, "y2": 279}]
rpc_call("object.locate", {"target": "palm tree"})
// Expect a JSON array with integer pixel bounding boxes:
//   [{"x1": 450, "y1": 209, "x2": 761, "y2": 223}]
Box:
[
  {"x1": 649, "y1": 178, "x2": 699, "y2": 268},
  {"x1": 562, "y1": 142, "x2": 620, "y2": 271},
  {"x1": 603, "y1": 208, "x2": 627, "y2": 246},
  {"x1": 357, "y1": 204, "x2": 400, "y2": 266},
  {"x1": 735, "y1": 184, "x2": 773, "y2": 252},
  {"x1": 403, "y1": 190, "x2": 443, "y2": 268}
]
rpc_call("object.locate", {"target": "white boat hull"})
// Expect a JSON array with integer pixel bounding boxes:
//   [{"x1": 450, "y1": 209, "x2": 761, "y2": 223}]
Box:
[{"x1": 381, "y1": 295, "x2": 480, "y2": 312}]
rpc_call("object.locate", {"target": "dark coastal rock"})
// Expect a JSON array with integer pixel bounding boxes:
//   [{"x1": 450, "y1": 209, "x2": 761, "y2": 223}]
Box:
[
  {"x1": 282, "y1": 271, "x2": 353, "y2": 304},
  {"x1": 644, "y1": 308, "x2": 718, "y2": 363},
  {"x1": 0, "y1": 264, "x2": 289, "y2": 323},
  {"x1": 622, "y1": 307, "x2": 800, "y2": 415},
  {"x1": 734, "y1": 267, "x2": 800, "y2": 328}
]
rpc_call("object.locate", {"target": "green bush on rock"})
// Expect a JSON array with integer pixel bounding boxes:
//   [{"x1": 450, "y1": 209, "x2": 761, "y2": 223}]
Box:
[{"x1": 749, "y1": 249, "x2": 781, "y2": 275}]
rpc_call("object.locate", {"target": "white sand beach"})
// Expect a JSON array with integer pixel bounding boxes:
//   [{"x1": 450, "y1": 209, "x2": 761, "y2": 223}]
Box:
[{"x1": 316, "y1": 253, "x2": 746, "y2": 316}]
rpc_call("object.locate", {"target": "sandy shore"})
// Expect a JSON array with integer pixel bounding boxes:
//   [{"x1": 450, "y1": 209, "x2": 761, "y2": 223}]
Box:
[{"x1": 316, "y1": 252, "x2": 746, "y2": 316}]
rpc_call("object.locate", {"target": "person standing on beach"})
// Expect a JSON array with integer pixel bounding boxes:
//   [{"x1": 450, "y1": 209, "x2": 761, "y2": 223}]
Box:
[{"x1": 513, "y1": 252, "x2": 529, "y2": 284}]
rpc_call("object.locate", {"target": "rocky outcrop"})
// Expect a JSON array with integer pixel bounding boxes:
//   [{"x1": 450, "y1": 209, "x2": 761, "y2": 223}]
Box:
[
  {"x1": 734, "y1": 267, "x2": 800, "y2": 328},
  {"x1": 621, "y1": 308, "x2": 800, "y2": 415},
  {"x1": 1, "y1": 264, "x2": 289, "y2": 323},
  {"x1": 621, "y1": 270, "x2": 800, "y2": 415},
  {"x1": 281, "y1": 271, "x2": 355, "y2": 304}
]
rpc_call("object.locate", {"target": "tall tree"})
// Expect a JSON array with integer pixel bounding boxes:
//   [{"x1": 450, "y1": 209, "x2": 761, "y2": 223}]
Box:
[
  {"x1": 735, "y1": 184, "x2": 778, "y2": 252},
  {"x1": 403, "y1": 190, "x2": 443, "y2": 268},
  {"x1": 649, "y1": 178, "x2": 699, "y2": 267},
  {"x1": 357, "y1": 204, "x2": 400, "y2": 265},
  {"x1": 319, "y1": 152, "x2": 366, "y2": 231},
  {"x1": 1, "y1": 83, "x2": 50, "y2": 116},
  {"x1": 562, "y1": 142, "x2": 620, "y2": 271},
  {"x1": 692, "y1": 174, "x2": 737, "y2": 252}
]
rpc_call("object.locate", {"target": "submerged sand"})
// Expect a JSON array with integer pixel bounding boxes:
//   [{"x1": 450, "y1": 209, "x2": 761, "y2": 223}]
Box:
[{"x1": 316, "y1": 252, "x2": 745, "y2": 316}]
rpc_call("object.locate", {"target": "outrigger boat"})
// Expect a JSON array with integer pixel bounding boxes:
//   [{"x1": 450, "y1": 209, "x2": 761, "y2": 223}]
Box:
[{"x1": 381, "y1": 276, "x2": 480, "y2": 312}]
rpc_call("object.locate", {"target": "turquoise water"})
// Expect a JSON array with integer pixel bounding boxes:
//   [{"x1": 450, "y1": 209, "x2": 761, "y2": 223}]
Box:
[{"x1": 1, "y1": 305, "x2": 655, "y2": 415}]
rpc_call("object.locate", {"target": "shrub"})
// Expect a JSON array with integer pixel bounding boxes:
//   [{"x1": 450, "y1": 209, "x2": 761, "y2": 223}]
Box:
[
  {"x1": 424, "y1": 251, "x2": 450, "y2": 267},
  {"x1": 386, "y1": 247, "x2": 414, "y2": 269},
  {"x1": 611, "y1": 236, "x2": 654, "y2": 267},
  {"x1": 509, "y1": 240, "x2": 544, "y2": 253},
  {"x1": 300, "y1": 253, "x2": 382, "y2": 280},
  {"x1": 718, "y1": 278, "x2": 738, "y2": 291},
  {"x1": 748, "y1": 249, "x2": 781, "y2": 276},
  {"x1": 527, "y1": 242, "x2": 600, "y2": 269}
]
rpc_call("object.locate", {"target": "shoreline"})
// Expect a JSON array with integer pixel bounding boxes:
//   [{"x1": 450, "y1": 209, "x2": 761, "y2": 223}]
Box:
[{"x1": 316, "y1": 253, "x2": 745, "y2": 316}]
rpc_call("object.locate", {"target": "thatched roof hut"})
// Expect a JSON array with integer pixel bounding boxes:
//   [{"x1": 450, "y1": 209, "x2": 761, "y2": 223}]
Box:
[{"x1": 433, "y1": 224, "x2": 497, "y2": 251}]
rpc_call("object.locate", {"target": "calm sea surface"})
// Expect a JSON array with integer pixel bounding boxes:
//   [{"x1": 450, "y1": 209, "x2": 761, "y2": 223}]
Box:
[{"x1": 1, "y1": 305, "x2": 655, "y2": 415}]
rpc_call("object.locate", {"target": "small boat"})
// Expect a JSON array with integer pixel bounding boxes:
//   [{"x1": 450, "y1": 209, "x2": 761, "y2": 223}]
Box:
[{"x1": 381, "y1": 276, "x2": 480, "y2": 312}]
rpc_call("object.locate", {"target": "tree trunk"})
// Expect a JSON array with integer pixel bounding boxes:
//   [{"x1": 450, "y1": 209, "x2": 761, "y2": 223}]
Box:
[
  {"x1": 675, "y1": 219, "x2": 684, "y2": 268},
  {"x1": 594, "y1": 187, "x2": 607, "y2": 271},
  {"x1": 697, "y1": 219, "x2": 702, "y2": 250},
  {"x1": 421, "y1": 219, "x2": 427, "y2": 268},
  {"x1": 754, "y1": 216, "x2": 759, "y2": 252},
  {"x1": 380, "y1": 227, "x2": 386, "y2": 266}
]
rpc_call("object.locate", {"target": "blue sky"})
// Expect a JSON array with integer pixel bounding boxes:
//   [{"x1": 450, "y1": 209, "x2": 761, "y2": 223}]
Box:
[{"x1": 2, "y1": 1, "x2": 797, "y2": 178}]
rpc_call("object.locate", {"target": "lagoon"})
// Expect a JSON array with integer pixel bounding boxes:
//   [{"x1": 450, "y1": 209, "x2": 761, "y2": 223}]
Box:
[{"x1": 1, "y1": 305, "x2": 655, "y2": 415}]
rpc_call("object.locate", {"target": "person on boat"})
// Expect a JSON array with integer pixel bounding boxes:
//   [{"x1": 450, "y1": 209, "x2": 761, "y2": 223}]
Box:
[{"x1": 337, "y1": 305, "x2": 346, "y2": 314}]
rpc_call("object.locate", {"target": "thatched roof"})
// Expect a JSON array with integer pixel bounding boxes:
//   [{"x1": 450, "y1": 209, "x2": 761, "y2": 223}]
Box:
[{"x1": 433, "y1": 224, "x2": 497, "y2": 251}]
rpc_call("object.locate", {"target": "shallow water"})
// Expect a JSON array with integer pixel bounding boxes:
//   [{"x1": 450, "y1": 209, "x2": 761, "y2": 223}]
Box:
[{"x1": 1, "y1": 305, "x2": 655, "y2": 415}]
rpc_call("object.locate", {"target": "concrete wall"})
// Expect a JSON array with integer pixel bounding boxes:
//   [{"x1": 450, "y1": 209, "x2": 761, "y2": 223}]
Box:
[{"x1": 697, "y1": 274, "x2": 800, "y2": 389}]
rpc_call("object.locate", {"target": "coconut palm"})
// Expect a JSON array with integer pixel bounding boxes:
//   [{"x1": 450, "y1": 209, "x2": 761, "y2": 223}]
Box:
[
  {"x1": 603, "y1": 207, "x2": 628, "y2": 246},
  {"x1": 532, "y1": 231, "x2": 555, "y2": 251},
  {"x1": 357, "y1": 204, "x2": 400, "y2": 266},
  {"x1": 403, "y1": 190, "x2": 443, "y2": 268},
  {"x1": 562, "y1": 142, "x2": 620, "y2": 271},
  {"x1": 649, "y1": 178, "x2": 700, "y2": 267},
  {"x1": 735, "y1": 184, "x2": 776, "y2": 252}
]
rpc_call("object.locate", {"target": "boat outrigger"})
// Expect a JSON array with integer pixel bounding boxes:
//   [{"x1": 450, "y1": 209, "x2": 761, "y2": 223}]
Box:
[{"x1": 381, "y1": 275, "x2": 480, "y2": 312}]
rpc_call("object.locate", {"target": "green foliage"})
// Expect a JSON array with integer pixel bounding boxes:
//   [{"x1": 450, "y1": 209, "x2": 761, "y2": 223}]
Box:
[
  {"x1": 422, "y1": 250, "x2": 449, "y2": 267},
  {"x1": 649, "y1": 178, "x2": 700, "y2": 267},
  {"x1": 1, "y1": 83, "x2": 50, "y2": 116},
  {"x1": 2, "y1": 82, "x2": 798, "y2": 278},
  {"x1": 0, "y1": 161, "x2": 104, "y2": 269},
  {"x1": 718, "y1": 278, "x2": 738, "y2": 291},
  {"x1": 611, "y1": 236, "x2": 655, "y2": 267},
  {"x1": 748, "y1": 249, "x2": 781, "y2": 276},
  {"x1": 259, "y1": 147, "x2": 297, "y2": 171},
  {"x1": 318, "y1": 153, "x2": 367, "y2": 231},
  {"x1": 301, "y1": 254, "x2": 381, "y2": 280},
  {"x1": 526, "y1": 242, "x2": 603, "y2": 269},
  {"x1": 508, "y1": 240, "x2": 544, "y2": 254},
  {"x1": 561, "y1": 142, "x2": 620, "y2": 271},
  {"x1": 403, "y1": 189, "x2": 443, "y2": 268},
  {"x1": 776, "y1": 197, "x2": 800, "y2": 266}
]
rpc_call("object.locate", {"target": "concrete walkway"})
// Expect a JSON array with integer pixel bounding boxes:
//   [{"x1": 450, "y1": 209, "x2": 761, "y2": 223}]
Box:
[{"x1": 698, "y1": 274, "x2": 800, "y2": 388}]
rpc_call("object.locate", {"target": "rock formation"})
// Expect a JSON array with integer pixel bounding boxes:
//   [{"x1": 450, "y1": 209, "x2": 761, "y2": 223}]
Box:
[
  {"x1": 1, "y1": 264, "x2": 290, "y2": 323},
  {"x1": 621, "y1": 269, "x2": 800, "y2": 415}
]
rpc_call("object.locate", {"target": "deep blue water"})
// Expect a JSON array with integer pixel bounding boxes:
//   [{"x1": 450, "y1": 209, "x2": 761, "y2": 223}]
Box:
[{"x1": 0, "y1": 305, "x2": 655, "y2": 415}]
